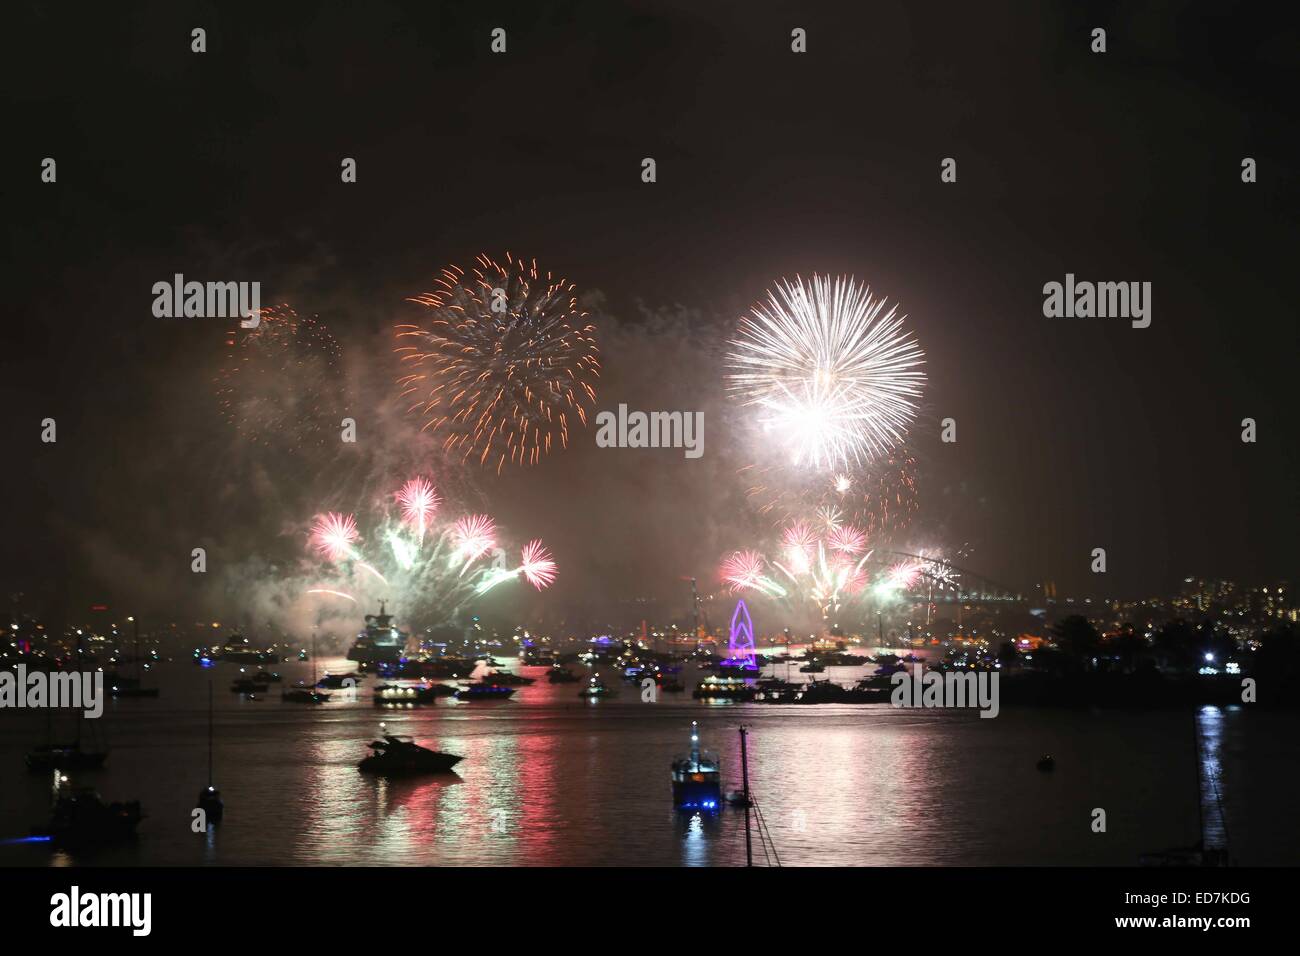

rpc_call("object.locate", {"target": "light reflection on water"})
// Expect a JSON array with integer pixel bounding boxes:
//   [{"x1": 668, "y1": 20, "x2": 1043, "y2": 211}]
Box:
[{"x1": 0, "y1": 657, "x2": 1296, "y2": 866}]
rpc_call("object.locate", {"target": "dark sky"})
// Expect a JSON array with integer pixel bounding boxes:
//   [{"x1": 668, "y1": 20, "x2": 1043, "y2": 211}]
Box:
[{"x1": 3, "y1": 1, "x2": 1297, "y2": 632}]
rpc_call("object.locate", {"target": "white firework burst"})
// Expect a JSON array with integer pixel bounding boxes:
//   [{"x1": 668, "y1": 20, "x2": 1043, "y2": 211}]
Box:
[{"x1": 727, "y1": 275, "x2": 925, "y2": 470}]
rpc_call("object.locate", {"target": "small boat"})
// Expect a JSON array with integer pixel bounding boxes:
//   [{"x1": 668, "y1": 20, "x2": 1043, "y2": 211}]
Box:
[
  {"x1": 793, "y1": 680, "x2": 853, "y2": 704},
  {"x1": 281, "y1": 684, "x2": 330, "y2": 704},
  {"x1": 197, "y1": 681, "x2": 223, "y2": 822},
  {"x1": 358, "y1": 735, "x2": 463, "y2": 776},
  {"x1": 798, "y1": 662, "x2": 826, "y2": 673},
  {"x1": 578, "y1": 674, "x2": 613, "y2": 699},
  {"x1": 453, "y1": 682, "x2": 516, "y2": 701},
  {"x1": 230, "y1": 678, "x2": 268, "y2": 694},
  {"x1": 693, "y1": 675, "x2": 754, "y2": 701},
  {"x1": 1036, "y1": 755, "x2": 1055, "y2": 772},
  {"x1": 547, "y1": 666, "x2": 579, "y2": 683},
  {"x1": 31, "y1": 782, "x2": 142, "y2": 846},
  {"x1": 254, "y1": 670, "x2": 282, "y2": 683},
  {"x1": 316, "y1": 672, "x2": 361, "y2": 689},
  {"x1": 671, "y1": 721, "x2": 721, "y2": 811},
  {"x1": 373, "y1": 682, "x2": 451, "y2": 705},
  {"x1": 484, "y1": 670, "x2": 535, "y2": 686}
]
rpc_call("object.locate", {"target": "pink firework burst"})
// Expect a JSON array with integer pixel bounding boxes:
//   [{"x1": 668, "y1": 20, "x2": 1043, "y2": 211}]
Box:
[
  {"x1": 452, "y1": 514, "x2": 497, "y2": 563},
  {"x1": 887, "y1": 561, "x2": 922, "y2": 590},
  {"x1": 519, "y1": 539, "x2": 558, "y2": 590},
  {"x1": 828, "y1": 524, "x2": 867, "y2": 555},
  {"x1": 721, "y1": 550, "x2": 767, "y2": 594},
  {"x1": 781, "y1": 521, "x2": 817, "y2": 572},
  {"x1": 311, "y1": 512, "x2": 359, "y2": 562},
  {"x1": 396, "y1": 476, "x2": 440, "y2": 537}
]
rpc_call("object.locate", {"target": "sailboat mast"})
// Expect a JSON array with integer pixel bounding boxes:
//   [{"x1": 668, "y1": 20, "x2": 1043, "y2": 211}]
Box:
[
  {"x1": 207, "y1": 678, "x2": 214, "y2": 786},
  {"x1": 740, "y1": 725, "x2": 753, "y2": 868}
]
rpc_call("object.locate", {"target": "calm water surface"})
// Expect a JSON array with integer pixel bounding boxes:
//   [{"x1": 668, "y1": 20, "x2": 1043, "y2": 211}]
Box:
[{"x1": 1, "y1": 656, "x2": 1295, "y2": 866}]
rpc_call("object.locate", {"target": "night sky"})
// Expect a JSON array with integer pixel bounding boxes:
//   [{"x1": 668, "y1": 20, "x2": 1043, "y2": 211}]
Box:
[{"x1": 3, "y1": 1, "x2": 1297, "y2": 630}]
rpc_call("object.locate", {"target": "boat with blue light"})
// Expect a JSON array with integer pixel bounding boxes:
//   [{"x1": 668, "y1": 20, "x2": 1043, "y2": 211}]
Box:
[
  {"x1": 671, "y1": 721, "x2": 722, "y2": 811},
  {"x1": 453, "y1": 681, "x2": 516, "y2": 701}
]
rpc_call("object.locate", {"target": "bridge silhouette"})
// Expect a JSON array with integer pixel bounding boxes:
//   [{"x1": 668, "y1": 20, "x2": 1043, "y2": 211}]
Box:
[{"x1": 866, "y1": 550, "x2": 1026, "y2": 605}]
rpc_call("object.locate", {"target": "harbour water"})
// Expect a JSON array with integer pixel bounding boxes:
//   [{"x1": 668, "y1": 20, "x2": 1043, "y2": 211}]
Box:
[{"x1": 2, "y1": 656, "x2": 1295, "y2": 866}]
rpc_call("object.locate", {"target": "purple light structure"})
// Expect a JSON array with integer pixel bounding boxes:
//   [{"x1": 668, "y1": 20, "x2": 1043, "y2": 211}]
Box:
[{"x1": 719, "y1": 599, "x2": 759, "y2": 673}]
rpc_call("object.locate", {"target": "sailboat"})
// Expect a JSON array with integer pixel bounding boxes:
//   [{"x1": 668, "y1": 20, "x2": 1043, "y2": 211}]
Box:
[
  {"x1": 197, "y1": 679, "x2": 224, "y2": 822},
  {"x1": 26, "y1": 630, "x2": 108, "y2": 771},
  {"x1": 109, "y1": 615, "x2": 159, "y2": 698},
  {"x1": 282, "y1": 629, "x2": 331, "y2": 704}
]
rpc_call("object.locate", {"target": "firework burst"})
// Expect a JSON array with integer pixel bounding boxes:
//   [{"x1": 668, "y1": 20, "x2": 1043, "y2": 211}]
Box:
[
  {"x1": 396, "y1": 252, "x2": 601, "y2": 473},
  {"x1": 727, "y1": 275, "x2": 925, "y2": 471},
  {"x1": 311, "y1": 512, "x2": 360, "y2": 562},
  {"x1": 304, "y1": 478, "x2": 557, "y2": 624},
  {"x1": 215, "y1": 304, "x2": 345, "y2": 450},
  {"x1": 396, "y1": 477, "x2": 440, "y2": 539},
  {"x1": 518, "y1": 540, "x2": 558, "y2": 591},
  {"x1": 451, "y1": 514, "x2": 497, "y2": 568}
]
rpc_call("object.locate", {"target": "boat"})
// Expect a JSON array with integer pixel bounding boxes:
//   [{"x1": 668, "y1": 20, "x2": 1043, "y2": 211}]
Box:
[
  {"x1": 798, "y1": 661, "x2": 826, "y2": 673},
  {"x1": 316, "y1": 672, "x2": 362, "y2": 689},
  {"x1": 671, "y1": 721, "x2": 721, "y2": 811},
  {"x1": 230, "y1": 677, "x2": 268, "y2": 694},
  {"x1": 692, "y1": 675, "x2": 754, "y2": 701},
  {"x1": 197, "y1": 681, "x2": 223, "y2": 823},
  {"x1": 373, "y1": 682, "x2": 452, "y2": 705},
  {"x1": 547, "y1": 666, "x2": 579, "y2": 683},
  {"x1": 792, "y1": 680, "x2": 853, "y2": 704},
  {"x1": 848, "y1": 674, "x2": 895, "y2": 702},
  {"x1": 578, "y1": 673, "x2": 613, "y2": 699},
  {"x1": 752, "y1": 677, "x2": 801, "y2": 703},
  {"x1": 109, "y1": 617, "x2": 160, "y2": 697},
  {"x1": 484, "y1": 670, "x2": 535, "y2": 686},
  {"x1": 31, "y1": 783, "x2": 143, "y2": 846},
  {"x1": 27, "y1": 630, "x2": 109, "y2": 771},
  {"x1": 215, "y1": 632, "x2": 276, "y2": 664},
  {"x1": 281, "y1": 683, "x2": 330, "y2": 704},
  {"x1": 254, "y1": 670, "x2": 282, "y2": 683},
  {"x1": 346, "y1": 602, "x2": 409, "y2": 667},
  {"x1": 1036, "y1": 754, "x2": 1055, "y2": 772},
  {"x1": 358, "y1": 734, "x2": 463, "y2": 776},
  {"x1": 453, "y1": 682, "x2": 516, "y2": 701}
]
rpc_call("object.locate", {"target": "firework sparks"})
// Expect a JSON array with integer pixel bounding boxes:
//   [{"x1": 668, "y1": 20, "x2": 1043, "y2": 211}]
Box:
[
  {"x1": 827, "y1": 524, "x2": 867, "y2": 555},
  {"x1": 215, "y1": 305, "x2": 345, "y2": 450},
  {"x1": 396, "y1": 252, "x2": 601, "y2": 473},
  {"x1": 306, "y1": 588, "x2": 358, "y2": 604},
  {"x1": 396, "y1": 476, "x2": 440, "y2": 539},
  {"x1": 727, "y1": 275, "x2": 925, "y2": 470},
  {"x1": 720, "y1": 550, "x2": 786, "y2": 597},
  {"x1": 311, "y1": 512, "x2": 360, "y2": 562},
  {"x1": 451, "y1": 514, "x2": 498, "y2": 569},
  {"x1": 518, "y1": 539, "x2": 558, "y2": 590}
]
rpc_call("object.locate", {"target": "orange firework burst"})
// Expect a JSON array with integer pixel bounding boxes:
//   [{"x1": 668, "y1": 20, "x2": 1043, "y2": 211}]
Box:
[{"x1": 395, "y1": 253, "x2": 600, "y2": 472}]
